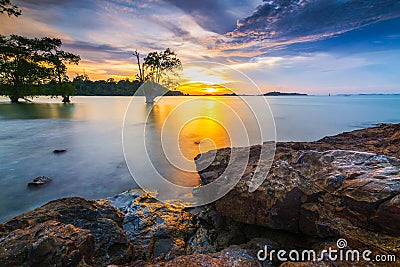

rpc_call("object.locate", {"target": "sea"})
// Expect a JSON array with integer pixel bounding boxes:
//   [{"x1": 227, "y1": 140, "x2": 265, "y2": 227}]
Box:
[{"x1": 0, "y1": 95, "x2": 399, "y2": 221}]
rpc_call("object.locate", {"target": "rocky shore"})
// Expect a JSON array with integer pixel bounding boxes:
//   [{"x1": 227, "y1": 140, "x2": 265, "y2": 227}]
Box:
[{"x1": 1, "y1": 123, "x2": 399, "y2": 266}]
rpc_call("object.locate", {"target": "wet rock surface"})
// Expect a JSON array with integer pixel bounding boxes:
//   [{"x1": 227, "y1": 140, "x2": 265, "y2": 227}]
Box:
[
  {"x1": 0, "y1": 220, "x2": 95, "y2": 266},
  {"x1": 277, "y1": 123, "x2": 400, "y2": 159},
  {"x1": 195, "y1": 123, "x2": 400, "y2": 263},
  {"x1": 0, "y1": 197, "x2": 132, "y2": 266},
  {"x1": 107, "y1": 189, "x2": 196, "y2": 263},
  {"x1": 201, "y1": 149, "x2": 400, "y2": 236},
  {"x1": 27, "y1": 175, "x2": 52, "y2": 187}
]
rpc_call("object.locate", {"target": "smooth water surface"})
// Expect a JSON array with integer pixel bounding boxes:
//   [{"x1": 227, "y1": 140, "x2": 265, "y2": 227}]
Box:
[{"x1": 0, "y1": 95, "x2": 399, "y2": 221}]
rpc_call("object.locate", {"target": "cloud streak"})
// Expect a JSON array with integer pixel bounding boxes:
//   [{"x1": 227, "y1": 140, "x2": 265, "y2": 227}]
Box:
[
  {"x1": 217, "y1": 0, "x2": 400, "y2": 55},
  {"x1": 163, "y1": 0, "x2": 259, "y2": 34},
  {"x1": 2, "y1": 0, "x2": 400, "y2": 93}
]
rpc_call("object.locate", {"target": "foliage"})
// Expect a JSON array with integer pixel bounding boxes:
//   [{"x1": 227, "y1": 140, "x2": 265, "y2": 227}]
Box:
[
  {"x1": 72, "y1": 78, "x2": 142, "y2": 96},
  {"x1": 47, "y1": 50, "x2": 80, "y2": 102},
  {"x1": 0, "y1": 35, "x2": 80, "y2": 102},
  {"x1": 134, "y1": 48, "x2": 182, "y2": 103},
  {"x1": 0, "y1": 0, "x2": 21, "y2": 16},
  {"x1": 144, "y1": 48, "x2": 182, "y2": 86},
  {"x1": 68, "y1": 77, "x2": 184, "y2": 96}
]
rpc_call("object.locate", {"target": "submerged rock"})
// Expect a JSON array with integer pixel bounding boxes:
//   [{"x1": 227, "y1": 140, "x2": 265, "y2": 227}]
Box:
[
  {"x1": 0, "y1": 197, "x2": 132, "y2": 266},
  {"x1": 53, "y1": 149, "x2": 67, "y2": 154},
  {"x1": 27, "y1": 176, "x2": 52, "y2": 187}
]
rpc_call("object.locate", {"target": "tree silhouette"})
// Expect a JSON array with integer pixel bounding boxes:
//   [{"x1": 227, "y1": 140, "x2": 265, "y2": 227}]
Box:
[
  {"x1": 47, "y1": 50, "x2": 80, "y2": 103},
  {"x1": 136, "y1": 48, "x2": 182, "y2": 103},
  {"x1": 0, "y1": 35, "x2": 80, "y2": 102},
  {"x1": 0, "y1": 0, "x2": 21, "y2": 17},
  {"x1": 144, "y1": 48, "x2": 181, "y2": 84}
]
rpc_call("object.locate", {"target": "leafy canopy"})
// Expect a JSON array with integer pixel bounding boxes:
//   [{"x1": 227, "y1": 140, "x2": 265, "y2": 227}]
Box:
[
  {"x1": 0, "y1": 0, "x2": 21, "y2": 16},
  {"x1": 0, "y1": 35, "x2": 80, "y2": 102},
  {"x1": 144, "y1": 48, "x2": 182, "y2": 84}
]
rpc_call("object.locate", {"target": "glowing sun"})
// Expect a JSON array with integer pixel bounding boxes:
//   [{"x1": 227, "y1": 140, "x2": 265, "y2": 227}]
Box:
[{"x1": 205, "y1": 88, "x2": 218, "y2": 93}]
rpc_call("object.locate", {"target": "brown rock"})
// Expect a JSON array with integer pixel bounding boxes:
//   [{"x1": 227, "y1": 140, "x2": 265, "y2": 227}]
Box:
[
  {"x1": 162, "y1": 254, "x2": 230, "y2": 267},
  {"x1": 195, "y1": 145, "x2": 400, "y2": 258},
  {"x1": 0, "y1": 197, "x2": 132, "y2": 266},
  {"x1": 146, "y1": 244, "x2": 261, "y2": 267},
  {"x1": 284, "y1": 122, "x2": 400, "y2": 159},
  {"x1": 0, "y1": 220, "x2": 95, "y2": 266}
]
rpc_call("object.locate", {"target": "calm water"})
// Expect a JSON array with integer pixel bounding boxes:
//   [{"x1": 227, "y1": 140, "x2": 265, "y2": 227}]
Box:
[{"x1": 1, "y1": 95, "x2": 399, "y2": 221}]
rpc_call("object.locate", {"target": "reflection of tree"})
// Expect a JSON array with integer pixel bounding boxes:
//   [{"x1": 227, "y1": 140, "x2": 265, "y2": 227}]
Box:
[{"x1": 0, "y1": 103, "x2": 75, "y2": 120}]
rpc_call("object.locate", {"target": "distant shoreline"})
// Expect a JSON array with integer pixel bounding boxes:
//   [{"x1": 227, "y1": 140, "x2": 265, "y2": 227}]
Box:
[{"x1": 2, "y1": 93, "x2": 400, "y2": 101}]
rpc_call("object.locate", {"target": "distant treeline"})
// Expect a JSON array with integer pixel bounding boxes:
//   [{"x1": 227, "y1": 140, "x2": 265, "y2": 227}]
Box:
[
  {"x1": 73, "y1": 77, "x2": 141, "y2": 96},
  {"x1": 39, "y1": 76, "x2": 186, "y2": 97},
  {"x1": 263, "y1": 92, "x2": 308, "y2": 96}
]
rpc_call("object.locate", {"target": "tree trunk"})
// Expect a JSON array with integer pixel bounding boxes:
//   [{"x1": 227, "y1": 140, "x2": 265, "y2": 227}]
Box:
[
  {"x1": 10, "y1": 95, "x2": 20, "y2": 103},
  {"x1": 134, "y1": 50, "x2": 145, "y2": 82},
  {"x1": 62, "y1": 96, "x2": 70, "y2": 103},
  {"x1": 145, "y1": 95, "x2": 155, "y2": 104}
]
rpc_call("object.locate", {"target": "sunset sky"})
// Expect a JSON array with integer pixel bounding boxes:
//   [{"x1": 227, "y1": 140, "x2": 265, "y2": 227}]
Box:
[{"x1": 1, "y1": 0, "x2": 400, "y2": 94}]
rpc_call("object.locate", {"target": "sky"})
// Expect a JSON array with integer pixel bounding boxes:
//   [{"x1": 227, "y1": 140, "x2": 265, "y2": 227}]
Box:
[{"x1": 1, "y1": 0, "x2": 400, "y2": 94}]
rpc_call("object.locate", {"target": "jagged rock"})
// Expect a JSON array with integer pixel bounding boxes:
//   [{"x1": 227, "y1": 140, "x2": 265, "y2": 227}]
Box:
[
  {"x1": 186, "y1": 205, "x2": 249, "y2": 254},
  {"x1": 0, "y1": 197, "x2": 132, "y2": 266},
  {"x1": 145, "y1": 246, "x2": 261, "y2": 267},
  {"x1": 0, "y1": 220, "x2": 95, "y2": 266},
  {"x1": 211, "y1": 244, "x2": 264, "y2": 266},
  {"x1": 144, "y1": 238, "x2": 277, "y2": 267},
  {"x1": 196, "y1": 146, "x2": 400, "y2": 258},
  {"x1": 277, "y1": 123, "x2": 400, "y2": 159},
  {"x1": 160, "y1": 254, "x2": 231, "y2": 267},
  {"x1": 107, "y1": 189, "x2": 196, "y2": 263},
  {"x1": 27, "y1": 176, "x2": 52, "y2": 187}
]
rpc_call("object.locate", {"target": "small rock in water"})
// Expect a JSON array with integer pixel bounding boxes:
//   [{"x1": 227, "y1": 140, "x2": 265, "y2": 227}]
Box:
[
  {"x1": 117, "y1": 162, "x2": 127, "y2": 168},
  {"x1": 53, "y1": 149, "x2": 67, "y2": 154},
  {"x1": 28, "y1": 176, "x2": 52, "y2": 187}
]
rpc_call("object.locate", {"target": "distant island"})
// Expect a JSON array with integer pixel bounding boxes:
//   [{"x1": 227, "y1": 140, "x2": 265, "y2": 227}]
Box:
[
  {"x1": 187, "y1": 91, "x2": 309, "y2": 97},
  {"x1": 263, "y1": 91, "x2": 308, "y2": 96}
]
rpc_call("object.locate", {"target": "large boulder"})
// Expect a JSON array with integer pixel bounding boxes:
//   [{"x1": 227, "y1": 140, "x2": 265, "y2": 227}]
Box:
[
  {"x1": 196, "y1": 146, "x2": 400, "y2": 258},
  {"x1": 0, "y1": 197, "x2": 132, "y2": 266},
  {"x1": 276, "y1": 123, "x2": 400, "y2": 159},
  {"x1": 0, "y1": 220, "x2": 95, "y2": 266}
]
